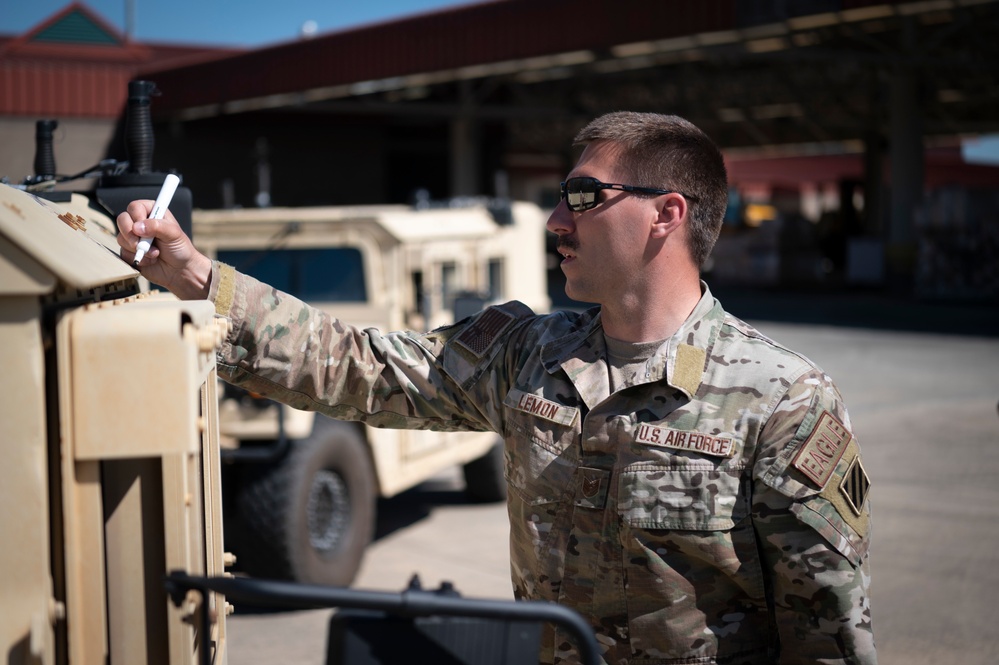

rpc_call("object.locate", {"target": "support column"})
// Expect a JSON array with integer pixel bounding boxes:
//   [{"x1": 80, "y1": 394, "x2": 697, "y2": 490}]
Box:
[
  {"x1": 863, "y1": 130, "x2": 885, "y2": 237},
  {"x1": 886, "y1": 21, "x2": 925, "y2": 290},
  {"x1": 844, "y1": 130, "x2": 889, "y2": 285},
  {"x1": 449, "y1": 82, "x2": 479, "y2": 197}
]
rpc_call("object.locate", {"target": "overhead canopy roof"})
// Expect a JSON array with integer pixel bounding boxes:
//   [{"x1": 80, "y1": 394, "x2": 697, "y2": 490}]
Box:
[{"x1": 141, "y1": 0, "x2": 999, "y2": 153}]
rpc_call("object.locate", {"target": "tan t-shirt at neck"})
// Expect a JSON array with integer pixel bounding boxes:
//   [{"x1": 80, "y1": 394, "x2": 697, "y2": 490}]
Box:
[{"x1": 604, "y1": 333, "x2": 666, "y2": 393}]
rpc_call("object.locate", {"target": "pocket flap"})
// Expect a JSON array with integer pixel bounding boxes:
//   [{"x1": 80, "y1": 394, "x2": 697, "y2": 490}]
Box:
[{"x1": 620, "y1": 466, "x2": 747, "y2": 530}]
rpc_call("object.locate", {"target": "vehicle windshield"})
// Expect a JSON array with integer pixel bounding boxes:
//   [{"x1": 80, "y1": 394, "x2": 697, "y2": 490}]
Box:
[{"x1": 218, "y1": 247, "x2": 367, "y2": 302}]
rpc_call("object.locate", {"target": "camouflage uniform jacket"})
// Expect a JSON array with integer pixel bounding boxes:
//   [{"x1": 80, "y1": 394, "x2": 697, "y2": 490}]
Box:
[{"x1": 211, "y1": 263, "x2": 876, "y2": 665}]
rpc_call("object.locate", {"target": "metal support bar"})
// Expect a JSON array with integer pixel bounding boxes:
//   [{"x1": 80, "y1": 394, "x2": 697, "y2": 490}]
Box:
[{"x1": 164, "y1": 572, "x2": 600, "y2": 665}]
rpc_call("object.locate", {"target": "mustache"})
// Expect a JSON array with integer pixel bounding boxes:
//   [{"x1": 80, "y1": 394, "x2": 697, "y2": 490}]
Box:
[{"x1": 556, "y1": 236, "x2": 579, "y2": 253}]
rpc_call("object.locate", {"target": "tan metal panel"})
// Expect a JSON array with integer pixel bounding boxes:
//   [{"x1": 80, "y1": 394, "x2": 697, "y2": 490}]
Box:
[
  {"x1": 0, "y1": 234, "x2": 55, "y2": 295},
  {"x1": 200, "y1": 370, "x2": 231, "y2": 658},
  {"x1": 0, "y1": 297, "x2": 56, "y2": 665},
  {"x1": 69, "y1": 296, "x2": 217, "y2": 460},
  {"x1": 0, "y1": 184, "x2": 136, "y2": 290},
  {"x1": 56, "y1": 309, "x2": 110, "y2": 664},
  {"x1": 104, "y1": 458, "x2": 170, "y2": 665},
  {"x1": 57, "y1": 295, "x2": 229, "y2": 664}
]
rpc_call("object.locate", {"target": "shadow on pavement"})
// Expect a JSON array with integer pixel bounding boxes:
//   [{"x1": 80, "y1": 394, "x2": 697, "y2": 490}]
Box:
[
  {"x1": 708, "y1": 284, "x2": 999, "y2": 337},
  {"x1": 372, "y1": 476, "x2": 477, "y2": 542},
  {"x1": 228, "y1": 476, "x2": 485, "y2": 614}
]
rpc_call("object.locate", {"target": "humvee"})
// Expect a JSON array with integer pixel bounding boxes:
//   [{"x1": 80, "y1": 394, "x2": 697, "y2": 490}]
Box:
[
  {"x1": 0, "y1": 177, "x2": 231, "y2": 663},
  {"x1": 192, "y1": 199, "x2": 550, "y2": 587}
]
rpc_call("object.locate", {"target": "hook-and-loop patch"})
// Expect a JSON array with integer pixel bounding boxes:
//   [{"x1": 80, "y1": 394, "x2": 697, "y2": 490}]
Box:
[
  {"x1": 454, "y1": 306, "x2": 516, "y2": 358},
  {"x1": 792, "y1": 411, "x2": 851, "y2": 488}
]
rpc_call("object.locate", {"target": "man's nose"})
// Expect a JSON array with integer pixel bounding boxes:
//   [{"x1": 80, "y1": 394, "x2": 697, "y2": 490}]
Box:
[{"x1": 546, "y1": 199, "x2": 575, "y2": 235}]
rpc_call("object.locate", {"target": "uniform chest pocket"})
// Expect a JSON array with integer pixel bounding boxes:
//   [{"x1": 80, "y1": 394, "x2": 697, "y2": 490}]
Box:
[
  {"x1": 502, "y1": 404, "x2": 579, "y2": 600},
  {"x1": 617, "y1": 464, "x2": 768, "y2": 660},
  {"x1": 502, "y1": 389, "x2": 579, "y2": 502},
  {"x1": 503, "y1": 409, "x2": 578, "y2": 503},
  {"x1": 619, "y1": 464, "x2": 748, "y2": 530}
]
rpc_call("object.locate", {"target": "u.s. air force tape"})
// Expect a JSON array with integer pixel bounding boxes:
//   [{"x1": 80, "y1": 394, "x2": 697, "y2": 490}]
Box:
[{"x1": 635, "y1": 424, "x2": 737, "y2": 458}]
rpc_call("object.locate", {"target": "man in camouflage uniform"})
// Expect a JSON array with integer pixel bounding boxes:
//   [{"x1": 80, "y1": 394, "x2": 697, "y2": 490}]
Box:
[{"x1": 119, "y1": 112, "x2": 876, "y2": 664}]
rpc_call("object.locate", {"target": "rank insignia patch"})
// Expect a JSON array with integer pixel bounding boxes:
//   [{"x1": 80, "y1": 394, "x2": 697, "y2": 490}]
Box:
[
  {"x1": 792, "y1": 411, "x2": 851, "y2": 488},
  {"x1": 454, "y1": 307, "x2": 515, "y2": 358},
  {"x1": 574, "y1": 467, "x2": 609, "y2": 509},
  {"x1": 840, "y1": 455, "x2": 871, "y2": 515}
]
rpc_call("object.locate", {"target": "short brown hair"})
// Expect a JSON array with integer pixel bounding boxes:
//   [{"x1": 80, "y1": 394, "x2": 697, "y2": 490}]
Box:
[{"x1": 574, "y1": 112, "x2": 728, "y2": 267}]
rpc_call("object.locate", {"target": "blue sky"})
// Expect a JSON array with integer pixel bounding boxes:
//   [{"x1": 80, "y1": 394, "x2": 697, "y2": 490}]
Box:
[
  {"x1": 3, "y1": 0, "x2": 480, "y2": 47},
  {"x1": 963, "y1": 135, "x2": 999, "y2": 166}
]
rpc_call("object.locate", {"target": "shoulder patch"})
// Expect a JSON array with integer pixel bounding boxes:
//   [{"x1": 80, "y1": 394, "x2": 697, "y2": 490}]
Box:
[
  {"x1": 792, "y1": 411, "x2": 851, "y2": 488},
  {"x1": 818, "y1": 440, "x2": 872, "y2": 540},
  {"x1": 454, "y1": 306, "x2": 516, "y2": 358},
  {"x1": 839, "y1": 455, "x2": 871, "y2": 516}
]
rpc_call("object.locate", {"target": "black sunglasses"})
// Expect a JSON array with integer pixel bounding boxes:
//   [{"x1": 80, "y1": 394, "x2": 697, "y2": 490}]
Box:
[{"x1": 560, "y1": 176, "x2": 694, "y2": 212}]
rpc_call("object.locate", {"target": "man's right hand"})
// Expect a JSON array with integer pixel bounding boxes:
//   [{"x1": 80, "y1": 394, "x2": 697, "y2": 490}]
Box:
[{"x1": 116, "y1": 200, "x2": 213, "y2": 300}]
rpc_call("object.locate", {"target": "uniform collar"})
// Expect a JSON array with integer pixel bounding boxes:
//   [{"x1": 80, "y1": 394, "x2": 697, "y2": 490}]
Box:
[
  {"x1": 541, "y1": 282, "x2": 723, "y2": 401},
  {"x1": 661, "y1": 282, "x2": 721, "y2": 398}
]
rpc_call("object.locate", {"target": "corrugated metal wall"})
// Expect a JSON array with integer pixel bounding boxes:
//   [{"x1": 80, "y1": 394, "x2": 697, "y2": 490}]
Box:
[{"x1": 0, "y1": 59, "x2": 131, "y2": 117}]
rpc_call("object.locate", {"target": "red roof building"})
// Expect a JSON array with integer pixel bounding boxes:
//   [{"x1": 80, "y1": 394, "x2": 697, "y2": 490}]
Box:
[{"x1": 0, "y1": 2, "x2": 239, "y2": 184}]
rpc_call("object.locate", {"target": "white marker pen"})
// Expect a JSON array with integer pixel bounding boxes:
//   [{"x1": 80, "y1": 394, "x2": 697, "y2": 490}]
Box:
[{"x1": 133, "y1": 173, "x2": 181, "y2": 266}]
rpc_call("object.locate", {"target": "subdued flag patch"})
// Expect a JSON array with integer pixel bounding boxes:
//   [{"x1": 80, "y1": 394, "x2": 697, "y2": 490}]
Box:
[{"x1": 455, "y1": 307, "x2": 515, "y2": 357}]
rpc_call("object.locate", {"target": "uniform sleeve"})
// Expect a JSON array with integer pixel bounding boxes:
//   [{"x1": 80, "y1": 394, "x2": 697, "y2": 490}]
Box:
[
  {"x1": 212, "y1": 264, "x2": 496, "y2": 432},
  {"x1": 752, "y1": 368, "x2": 877, "y2": 665}
]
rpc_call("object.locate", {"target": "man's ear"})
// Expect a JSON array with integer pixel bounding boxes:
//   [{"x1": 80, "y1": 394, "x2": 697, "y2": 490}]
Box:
[{"x1": 650, "y1": 193, "x2": 686, "y2": 239}]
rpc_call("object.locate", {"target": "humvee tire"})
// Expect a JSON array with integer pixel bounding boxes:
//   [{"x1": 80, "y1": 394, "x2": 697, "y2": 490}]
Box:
[
  {"x1": 462, "y1": 439, "x2": 506, "y2": 503},
  {"x1": 234, "y1": 418, "x2": 375, "y2": 586}
]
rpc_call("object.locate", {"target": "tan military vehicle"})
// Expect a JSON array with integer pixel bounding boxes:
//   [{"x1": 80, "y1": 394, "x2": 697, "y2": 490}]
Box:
[
  {"x1": 0, "y1": 181, "x2": 231, "y2": 663},
  {"x1": 192, "y1": 199, "x2": 550, "y2": 587}
]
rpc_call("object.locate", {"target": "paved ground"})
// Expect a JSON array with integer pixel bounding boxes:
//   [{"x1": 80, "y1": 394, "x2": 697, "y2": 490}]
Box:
[{"x1": 223, "y1": 291, "x2": 999, "y2": 665}]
